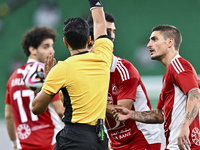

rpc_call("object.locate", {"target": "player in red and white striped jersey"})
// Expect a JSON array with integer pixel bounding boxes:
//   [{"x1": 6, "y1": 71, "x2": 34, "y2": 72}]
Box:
[
  {"x1": 113, "y1": 25, "x2": 200, "y2": 150},
  {"x1": 5, "y1": 26, "x2": 64, "y2": 150},
  {"x1": 157, "y1": 55, "x2": 199, "y2": 149},
  {"x1": 87, "y1": 12, "x2": 162, "y2": 150},
  {"x1": 106, "y1": 55, "x2": 162, "y2": 150}
]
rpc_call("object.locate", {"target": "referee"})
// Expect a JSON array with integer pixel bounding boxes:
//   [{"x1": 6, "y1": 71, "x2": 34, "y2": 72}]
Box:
[{"x1": 32, "y1": 0, "x2": 113, "y2": 150}]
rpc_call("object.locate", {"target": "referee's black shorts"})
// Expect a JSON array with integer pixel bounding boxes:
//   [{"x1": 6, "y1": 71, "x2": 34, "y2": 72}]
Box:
[{"x1": 53, "y1": 123, "x2": 108, "y2": 150}]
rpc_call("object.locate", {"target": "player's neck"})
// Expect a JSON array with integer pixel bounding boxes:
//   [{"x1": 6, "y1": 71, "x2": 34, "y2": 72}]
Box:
[
  {"x1": 28, "y1": 56, "x2": 39, "y2": 63},
  {"x1": 162, "y1": 51, "x2": 179, "y2": 68}
]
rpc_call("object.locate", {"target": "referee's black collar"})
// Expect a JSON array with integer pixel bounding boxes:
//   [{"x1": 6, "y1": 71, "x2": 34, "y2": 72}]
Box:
[{"x1": 73, "y1": 51, "x2": 89, "y2": 56}]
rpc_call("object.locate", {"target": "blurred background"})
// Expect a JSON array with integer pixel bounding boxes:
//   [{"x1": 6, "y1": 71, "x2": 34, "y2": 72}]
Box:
[{"x1": 0, "y1": 0, "x2": 200, "y2": 149}]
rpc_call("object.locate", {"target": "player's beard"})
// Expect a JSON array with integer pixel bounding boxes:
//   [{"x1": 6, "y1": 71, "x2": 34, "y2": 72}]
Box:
[{"x1": 36, "y1": 50, "x2": 47, "y2": 63}]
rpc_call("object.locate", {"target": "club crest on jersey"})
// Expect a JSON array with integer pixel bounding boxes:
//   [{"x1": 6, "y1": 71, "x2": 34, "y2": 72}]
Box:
[
  {"x1": 112, "y1": 83, "x2": 118, "y2": 95},
  {"x1": 105, "y1": 116, "x2": 126, "y2": 132},
  {"x1": 17, "y1": 124, "x2": 31, "y2": 140},
  {"x1": 191, "y1": 127, "x2": 200, "y2": 145}
]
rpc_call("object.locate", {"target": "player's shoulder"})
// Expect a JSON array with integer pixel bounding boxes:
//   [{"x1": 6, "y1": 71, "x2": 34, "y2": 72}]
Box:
[
  {"x1": 171, "y1": 55, "x2": 191, "y2": 65},
  {"x1": 116, "y1": 56, "x2": 138, "y2": 71},
  {"x1": 113, "y1": 56, "x2": 140, "y2": 78},
  {"x1": 170, "y1": 55, "x2": 194, "y2": 74},
  {"x1": 7, "y1": 63, "x2": 26, "y2": 81},
  {"x1": 120, "y1": 57, "x2": 133, "y2": 66}
]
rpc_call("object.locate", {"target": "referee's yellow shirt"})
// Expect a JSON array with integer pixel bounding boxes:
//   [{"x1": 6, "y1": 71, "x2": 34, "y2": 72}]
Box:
[{"x1": 42, "y1": 37, "x2": 113, "y2": 125}]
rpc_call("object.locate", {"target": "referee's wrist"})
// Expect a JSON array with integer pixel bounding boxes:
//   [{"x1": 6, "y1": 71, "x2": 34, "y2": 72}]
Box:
[
  {"x1": 11, "y1": 140, "x2": 17, "y2": 148},
  {"x1": 89, "y1": 0, "x2": 103, "y2": 10}
]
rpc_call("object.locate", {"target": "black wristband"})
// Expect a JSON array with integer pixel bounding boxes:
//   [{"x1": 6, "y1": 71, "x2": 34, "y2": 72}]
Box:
[{"x1": 89, "y1": 0, "x2": 103, "y2": 10}]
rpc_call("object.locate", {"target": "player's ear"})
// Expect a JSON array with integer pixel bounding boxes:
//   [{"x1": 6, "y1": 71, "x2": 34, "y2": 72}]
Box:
[
  {"x1": 29, "y1": 46, "x2": 37, "y2": 55},
  {"x1": 63, "y1": 37, "x2": 68, "y2": 47},
  {"x1": 168, "y1": 38, "x2": 174, "y2": 49}
]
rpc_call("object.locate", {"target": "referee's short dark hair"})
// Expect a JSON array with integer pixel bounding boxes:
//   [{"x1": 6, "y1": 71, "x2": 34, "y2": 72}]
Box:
[{"x1": 63, "y1": 17, "x2": 90, "y2": 50}]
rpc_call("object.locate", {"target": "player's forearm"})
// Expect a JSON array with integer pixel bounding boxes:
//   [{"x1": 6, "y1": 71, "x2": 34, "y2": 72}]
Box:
[
  {"x1": 5, "y1": 105, "x2": 16, "y2": 141},
  {"x1": 182, "y1": 88, "x2": 200, "y2": 126},
  {"x1": 107, "y1": 99, "x2": 133, "y2": 119},
  {"x1": 5, "y1": 116, "x2": 16, "y2": 141},
  {"x1": 106, "y1": 104, "x2": 120, "y2": 118},
  {"x1": 130, "y1": 109, "x2": 164, "y2": 124}
]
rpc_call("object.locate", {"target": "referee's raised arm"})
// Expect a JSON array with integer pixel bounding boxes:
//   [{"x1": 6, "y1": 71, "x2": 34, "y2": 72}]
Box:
[{"x1": 89, "y1": 0, "x2": 107, "y2": 40}]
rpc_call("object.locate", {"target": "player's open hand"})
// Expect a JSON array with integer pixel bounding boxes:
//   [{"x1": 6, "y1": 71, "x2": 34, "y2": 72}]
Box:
[
  {"x1": 112, "y1": 107, "x2": 131, "y2": 122},
  {"x1": 177, "y1": 124, "x2": 191, "y2": 150},
  {"x1": 44, "y1": 53, "x2": 56, "y2": 78}
]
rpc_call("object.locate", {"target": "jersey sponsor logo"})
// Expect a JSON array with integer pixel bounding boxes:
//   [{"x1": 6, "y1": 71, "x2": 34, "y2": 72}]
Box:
[
  {"x1": 17, "y1": 124, "x2": 31, "y2": 140},
  {"x1": 191, "y1": 127, "x2": 200, "y2": 146},
  {"x1": 116, "y1": 61, "x2": 130, "y2": 81},
  {"x1": 171, "y1": 58, "x2": 185, "y2": 74},
  {"x1": 32, "y1": 124, "x2": 50, "y2": 131},
  {"x1": 110, "y1": 128, "x2": 131, "y2": 140},
  {"x1": 112, "y1": 83, "x2": 118, "y2": 95}
]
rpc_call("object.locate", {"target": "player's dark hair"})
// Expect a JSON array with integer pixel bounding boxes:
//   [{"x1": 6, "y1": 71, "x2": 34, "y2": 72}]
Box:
[
  {"x1": 105, "y1": 12, "x2": 115, "y2": 23},
  {"x1": 21, "y1": 26, "x2": 57, "y2": 57},
  {"x1": 63, "y1": 17, "x2": 89, "y2": 50},
  {"x1": 87, "y1": 12, "x2": 114, "y2": 41},
  {"x1": 88, "y1": 26, "x2": 111, "y2": 49},
  {"x1": 87, "y1": 12, "x2": 115, "y2": 27},
  {"x1": 89, "y1": 27, "x2": 111, "y2": 41},
  {"x1": 152, "y1": 25, "x2": 182, "y2": 51}
]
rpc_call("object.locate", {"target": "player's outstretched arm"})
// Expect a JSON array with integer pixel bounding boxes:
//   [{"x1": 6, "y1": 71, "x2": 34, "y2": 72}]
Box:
[
  {"x1": 112, "y1": 107, "x2": 164, "y2": 124},
  {"x1": 89, "y1": 0, "x2": 107, "y2": 40},
  {"x1": 177, "y1": 87, "x2": 200, "y2": 149},
  {"x1": 106, "y1": 99, "x2": 133, "y2": 119}
]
